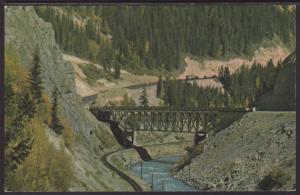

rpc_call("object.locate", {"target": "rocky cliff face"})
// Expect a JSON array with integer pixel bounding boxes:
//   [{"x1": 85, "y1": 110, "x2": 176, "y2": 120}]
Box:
[
  {"x1": 5, "y1": 6, "x2": 130, "y2": 191},
  {"x1": 174, "y1": 112, "x2": 296, "y2": 191},
  {"x1": 5, "y1": 6, "x2": 96, "y2": 135}
]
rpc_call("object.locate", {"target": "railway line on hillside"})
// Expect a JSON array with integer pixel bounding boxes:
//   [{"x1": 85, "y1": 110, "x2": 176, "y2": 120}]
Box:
[
  {"x1": 81, "y1": 76, "x2": 219, "y2": 106},
  {"x1": 101, "y1": 151, "x2": 143, "y2": 191},
  {"x1": 101, "y1": 141, "x2": 193, "y2": 192}
]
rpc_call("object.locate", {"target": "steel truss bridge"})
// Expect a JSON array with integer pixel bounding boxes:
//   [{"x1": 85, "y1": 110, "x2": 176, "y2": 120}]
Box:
[{"x1": 90, "y1": 106, "x2": 250, "y2": 145}]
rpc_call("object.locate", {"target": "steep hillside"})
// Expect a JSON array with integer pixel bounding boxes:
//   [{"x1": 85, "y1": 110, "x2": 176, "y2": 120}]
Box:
[
  {"x1": 4, "y1": 6, "x2": 132, "y2": 191},
  {"x1": 174, "y1": 112, "x2": 296, "y2": 191},
  {"x1": 255, "y1": 52, "x2": 296, "y2": 110},
  {"x1": 5, "y1": 6, "x2": 95, "y2": 134},
  {"x1": 35, "y1": 5, "x2": 295, "y2": 74},
  {"x1": 62, "y1": 53, "x2": 158, "y2": 96}
]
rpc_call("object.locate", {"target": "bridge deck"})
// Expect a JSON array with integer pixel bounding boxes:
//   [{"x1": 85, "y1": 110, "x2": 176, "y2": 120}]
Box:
[
  {"x1": 90, "y1": 106, "x2": 250, "y2": 112},
  {"x1": 90, "y1": 106, "x2": 250, "y2": 145}
]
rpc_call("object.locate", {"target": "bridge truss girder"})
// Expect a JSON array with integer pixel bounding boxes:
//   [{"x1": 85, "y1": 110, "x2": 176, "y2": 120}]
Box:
[
  {"x1": 96, "y1": 110, "x2": 219, "y2": 134},
  {"x1": 90, "y1": 106, "x2": 248, "y2": 145}
]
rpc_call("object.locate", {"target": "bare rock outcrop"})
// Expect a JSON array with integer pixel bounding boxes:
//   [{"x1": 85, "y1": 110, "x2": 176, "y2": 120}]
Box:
[{"x1": 5, "y1": 6, "x2": 96, "y2": 135}]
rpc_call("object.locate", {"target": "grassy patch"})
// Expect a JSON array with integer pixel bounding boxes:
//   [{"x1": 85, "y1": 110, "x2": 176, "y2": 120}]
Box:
[
  {"x1": 79, "y1": 180, "x2": 89, "y2": 191},
  {"x1": 94, "y1": 124, "x2": 118, "y2": 149}
]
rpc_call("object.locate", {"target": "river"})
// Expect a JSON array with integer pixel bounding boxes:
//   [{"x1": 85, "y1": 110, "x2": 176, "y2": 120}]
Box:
[{"x1": 130, "y1": 155, "x2": 199, "y2": 191}]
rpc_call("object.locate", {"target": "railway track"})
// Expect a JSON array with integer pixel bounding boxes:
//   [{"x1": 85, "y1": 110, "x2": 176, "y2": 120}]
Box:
[
  {"x1": 101, "y1": 141, "x2": 193, "y2": 192},
  {"x1": 101, "y1": 151, "x2": 143, "y2": 192},
  {"x1": 125, "y1": 76, "x2": 217, "y2": 90}
]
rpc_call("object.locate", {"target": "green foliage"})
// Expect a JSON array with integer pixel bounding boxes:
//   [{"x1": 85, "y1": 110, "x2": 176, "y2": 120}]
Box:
[
  {"x1": 35, "y1": 6, "x2": 295, "y2": 74},
  {"x1": 255, "y1": 52, "x2": 295, "y2": 110},
  {"x1": 6, "y1": 119, "x2": 74, "y2": 191},
  {"x1": 256, "y1": 166, "x2": 289, "y2": 191},
  {"x1": 161, "y1": 52, "x2": 295, "y2": 111},
  {"x1": 61, "y1": 118, "x2": 75, "y2": 151},
  {"x1": 218, "y1": 66, "x2": 231, "y2": 92},
  {"x1": 48, "y1": 146, "x2": 74, "y2": 191},
  {"x1": 113, "y1": 50, "x2": 122, "y2": 79},
  {"x1": 120, "y1": 93, "x2": 136, "y2": 107},
  {"x1": 38, "y1": 93, "x2": 52, "y2": 124},
  {"x1": 4, "y1": 44, "x2": 74, "y2": 191},
  {"x1": 156, "y1": 76, "x2": 164, "y2": 98},
  {"x1": 29, "y1": 47, "x2": 44, "y2": 105},
  {"x1": 35, "y1": 7, "x2": 97, "y2": 61},
  {"x1": 4, "y1": 44, "x2": 36, "y2": 179},
  {"x1": 162, "y1": 78, "x2": 224, "y2": 108},
  {"x1": 139, "y1": 87, "x2": 149, "y2": 107},
  {"x1": 113, "y1": 64, "x2": 121, "y2": 79},
  {"x1": 218, "y1": 58, "x2": 283, "y2": 108},
  {"x1": 98, "y1": 38, "x2": 114, "y2": 73},
  {"x1": 50, "y1": 87, "x2": 64, "y2": 134},
  {"x1": 79, "y1": 63, "x2": 113, "y2": 83}
]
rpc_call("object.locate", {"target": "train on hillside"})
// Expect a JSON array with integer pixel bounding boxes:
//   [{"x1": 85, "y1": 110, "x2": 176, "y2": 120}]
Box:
[
  {"x1": 185, "y1": 75, "x2": 199, "y2": 80},
  {"x1": 185, "y1": 74, "x2": 217, "y2": 80}
]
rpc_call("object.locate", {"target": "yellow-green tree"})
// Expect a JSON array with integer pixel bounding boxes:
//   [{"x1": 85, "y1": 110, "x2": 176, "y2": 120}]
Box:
[{"x1": 4, "y1": 44, "x2": 74, "y2": 191}]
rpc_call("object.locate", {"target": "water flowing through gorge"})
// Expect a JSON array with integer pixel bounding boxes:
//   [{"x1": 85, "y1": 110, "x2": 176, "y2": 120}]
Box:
[{"x1": 130, "y1": 155, "x2": 199, "y2": 192}]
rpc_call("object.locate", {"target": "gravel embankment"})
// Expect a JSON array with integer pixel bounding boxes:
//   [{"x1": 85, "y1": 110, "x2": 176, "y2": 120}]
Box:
[{"x1": 174, "y1": 111, "x2": 296, "y2": 191}]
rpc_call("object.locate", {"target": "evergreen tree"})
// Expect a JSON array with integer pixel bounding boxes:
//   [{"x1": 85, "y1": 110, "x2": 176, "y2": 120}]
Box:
[
  {"x1": 121, "y1": 93, "x2": 136, "y2": 106},
  {"x1": 113, "y1": 49, "x2": 122, "y2": 79},
  {"x1": 5, "y1": 44, "x2": 75, "y2": 191},
  {"x1": 29, "y1": 48, "x2": 44, "y2": 105},
  {"x1": 139, "y1": 87, "x2": 149, "y2": 107},
  {"x1": 156, "y1": 76, "x2": 164, "y2": 98},
  {"x1": 4, "y1": 46, "x2": 36, "y2": 183},
  {"x1": 114, "y1": 63, "x2": 121, "y2": 79},
  {"x1": 50, "y1": 87, "x2": 63, "y2": 134},
  {"x1": 223, "y1": 66, "x2": 231, "y2": 92},
  {"x1": 265, "y1": 59, "x2": 276, "y2": 89},
  {"x1": 224, "y1": 91, "x2": 231, "y2": 107},
  {"x1": 35, "y1": 6, "x2": 295, "y2": 74}
]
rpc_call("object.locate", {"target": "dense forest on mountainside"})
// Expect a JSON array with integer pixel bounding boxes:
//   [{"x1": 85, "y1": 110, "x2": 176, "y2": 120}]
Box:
[
  {"x1": 157, "y1": 77, "x2": 224, "y2": 107},
  {"x1": 158, "y1": 52, "x2": 295, "y2": 110},
  {"x1": 35, "y1": 5, "x2": 295, "y2": 74},
  {"x1": 255, "y1": 52, "x2": 296, "y2": 110}
]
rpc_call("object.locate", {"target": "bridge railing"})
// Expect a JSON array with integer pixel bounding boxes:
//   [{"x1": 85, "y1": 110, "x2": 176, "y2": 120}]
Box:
[{"x1": 89, "y1": 106, "x2": 250, "y2": 112}]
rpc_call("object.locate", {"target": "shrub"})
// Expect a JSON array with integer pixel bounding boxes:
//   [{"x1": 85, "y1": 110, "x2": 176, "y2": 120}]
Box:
[
  {"x1": 79, "y1": 63, "x2": 113, "y2": 83},
  {"x1": 6, "y1": 119, "x2": 74, "y2": 191},
  {"x1": 120, "y1": 93, "x2": 136, "y2": 106},
  {"x1": 61, "y1": 118, "x2": 75, "y2": 151},
  {"x1": 5, "y1": 44, "x2": 29, "y2": 94},
  {"x1": 256, "y1": 166, "x2": 289, "y2": 191},
  {"x1": 38, "y1": 93, "x2": 52, "y2": 123}
]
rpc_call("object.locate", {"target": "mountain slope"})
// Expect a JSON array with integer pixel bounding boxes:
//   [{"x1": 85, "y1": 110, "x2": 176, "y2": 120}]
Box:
[
  {"x1": 175, "y1": 112, "x2": 296, "y2": 191},
  {"x1": 35, "y1": 5, "x2": 296, "y2": 74},
  {"x1": 255, "y1": 52, "x2": 296, "y2": 110},
  {"x1": 5, "y1": 6, "x2": 133, "y2": 191}
]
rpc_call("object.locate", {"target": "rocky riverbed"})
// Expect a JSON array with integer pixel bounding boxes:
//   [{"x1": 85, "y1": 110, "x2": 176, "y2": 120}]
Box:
[{"x1": 174, "y1": 111, "x2": 296, "y2": 191}]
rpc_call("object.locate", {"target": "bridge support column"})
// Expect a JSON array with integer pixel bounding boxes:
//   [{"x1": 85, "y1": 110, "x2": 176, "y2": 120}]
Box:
[
  {"x1": 124, "y1": 129, "x2": 134, "y2": 145},
  {"x1": 194, "y1": 132, "x2": 206, "y2": 145}
]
